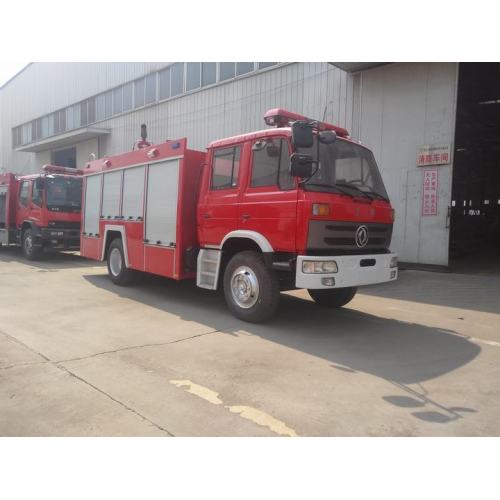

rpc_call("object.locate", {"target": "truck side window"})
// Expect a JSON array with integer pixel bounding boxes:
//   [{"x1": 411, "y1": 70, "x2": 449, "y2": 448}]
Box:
[
  {"x1": 19, "y1": 181, "x2": 30, "y2": 207},
  {"x1": 32, "y1": 179, "x2": 43, "y2": 206},
  {"x1": 251, "y1": 138, "x2": 294, "y2": 190},
  {"x1": 211, "y1": 146, "x2": 241, "y2": 190}
]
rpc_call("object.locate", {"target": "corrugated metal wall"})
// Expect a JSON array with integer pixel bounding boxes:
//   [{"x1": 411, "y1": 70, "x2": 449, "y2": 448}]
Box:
[{"x1": 0, "y1": 62, "x2": 353, "y2": 173}]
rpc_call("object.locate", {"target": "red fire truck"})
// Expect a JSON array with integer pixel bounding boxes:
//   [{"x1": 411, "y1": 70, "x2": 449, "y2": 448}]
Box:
[
  {"x1": 0, "y1": 165, "x2": 83, "y2": 260},
  {"x1": 80, "y1": 110, "x2": 398, "y2": 322}
]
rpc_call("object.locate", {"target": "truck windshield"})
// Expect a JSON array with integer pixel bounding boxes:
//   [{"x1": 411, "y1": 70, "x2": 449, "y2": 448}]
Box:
[
  {"x1": 299, "y1": 138, "x2": 389, "y2": 201},
  {"x1": 46, "y1": 175, "x2": 82, "y2": 212}
]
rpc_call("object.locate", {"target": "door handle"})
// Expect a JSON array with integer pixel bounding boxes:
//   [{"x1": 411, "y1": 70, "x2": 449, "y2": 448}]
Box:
[
  {"x1": 241, "y1": 214, "x2": 250, "y2": 220},
  {"x1": 202, "y1": 213, "x2": 211, "y2": 219}
]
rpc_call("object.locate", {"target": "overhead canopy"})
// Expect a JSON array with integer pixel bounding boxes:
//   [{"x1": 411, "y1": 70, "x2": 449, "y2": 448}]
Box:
[
  {"x1": 329, "y1": 62, "x2": 391, "y2": 73},
  {"x1": 16, "y1": 127, "x2": 110, "y2": 153}
]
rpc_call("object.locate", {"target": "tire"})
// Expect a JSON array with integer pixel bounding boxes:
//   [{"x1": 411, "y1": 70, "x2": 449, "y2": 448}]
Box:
[
  {"x1": 22, "y1": 228, "x2": 42, "y2": 260},
  {"x1": 223, "y1": 251, "x2": 280, "y2": 323},
  {"x1": 107, "y1": 238, "x2": 136, "y2": 286},
  {"x1": 308, "y1": 287, "x2": 357, "y2": 308}
]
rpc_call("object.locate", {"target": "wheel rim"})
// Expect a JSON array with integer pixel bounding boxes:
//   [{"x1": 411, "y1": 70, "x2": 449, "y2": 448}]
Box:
[
  {"x1": 109, "y1": 247, "x2": 122, "y2": 276},
  {"x1": 230, "y1": 266, "x2": 260, "y2": 309},
  {"x1": 24, "y1": 233, "x2": 33, "y2": 255}
]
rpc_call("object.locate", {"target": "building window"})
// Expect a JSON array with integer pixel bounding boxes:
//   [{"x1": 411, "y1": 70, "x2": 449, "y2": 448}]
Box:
[
  {"x1": 219, "y1": 62, "x2": 235, "y2": 81},
  {"x1": 258, "y1": 62, "x2": 277, "y2": 69},
  {"x1": 104, "y1": 91, "x2": 113, "y2": 118},
  {"x1": 171, "y1": 63, "x2": 184, "y2": 97},
  {"x1": 159, "y1": 67, "x2": 171, "y2": 100},
  {"x1": 186, "y1": 62, "x2": 201, "y2": 91},
  {"x1": 80, "y1": 100, "x2": 89, "y2": 126},
  {"x1": 211, "y1": 146, "x2": 241, "y2": 190},
  {"x1": 54, "y1": 109, "x2": 66, "y2": 134},
  {"x1": 31, "y1": 121, "x2": 37, "y2": 142},
  {"x1": 145, "y1": 73, "x2": 157, "y2": 104},
  {"x1": 96, "y1": 94, "x2": 105, "y2": 121},
  {"x1": 123, "y1": 83, "x2": 133, "y2": 111},
  {"x1": 87, "y1": 97, "x2": 96, "y2": 123},
  {"x1": 236, "y1": 62, "x2": 254, "y2": 76},
  {"x1": 202, "y1": 62, "x2": 216, "y2": 86},
  {"x1": 113, "y1": 86, "x2": 123, "y2": 115},
  {"x1": 134, "y1": 78, "x2": 145, "y2": 108},
  {"x1": 22, "y1": 123, "x2": 32, "y2": 144}
]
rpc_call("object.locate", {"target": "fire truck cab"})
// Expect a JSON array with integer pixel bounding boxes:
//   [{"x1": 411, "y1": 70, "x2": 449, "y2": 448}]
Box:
[
  {"x1": 80, "y1": 110, "x2": 397, "y2": 322},
  {"x1": 0, "y1": 165, "x2": 83, "y2": 260}
]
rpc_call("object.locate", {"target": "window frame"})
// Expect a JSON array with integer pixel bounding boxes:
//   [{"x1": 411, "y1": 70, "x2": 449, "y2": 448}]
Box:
[{"x1": 210, "y1": 145, "x2": 242, "y2": 191}]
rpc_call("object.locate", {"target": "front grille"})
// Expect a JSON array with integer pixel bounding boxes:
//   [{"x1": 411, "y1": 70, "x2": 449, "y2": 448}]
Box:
[
  {"x1": 48, "y1": 221, "x2": 81, "y2": 229},
  {"x1": 307, "y1": 220, "x2": 393, "y2": 252}
]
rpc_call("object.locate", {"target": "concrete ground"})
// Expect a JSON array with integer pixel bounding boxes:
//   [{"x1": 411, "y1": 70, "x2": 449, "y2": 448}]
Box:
[{"x1": 1, "y1": 247, "x2": 499, "y2": 436}]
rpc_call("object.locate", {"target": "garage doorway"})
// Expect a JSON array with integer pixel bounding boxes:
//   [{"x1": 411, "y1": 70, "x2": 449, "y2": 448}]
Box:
[
  {"x1": 449, "y1": 63, "x2": 500, "y2": 275},
  {"x1": 52, "y1": 147, "x2": 76, "y2": 168}
]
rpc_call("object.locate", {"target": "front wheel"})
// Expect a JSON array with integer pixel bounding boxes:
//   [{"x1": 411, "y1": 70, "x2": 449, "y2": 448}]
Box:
[
  {"x1": 22, "y1": 228, "x2": 43, "y2": 260},
  {"x1": 107, "y1": 238, "x2": 136, "y2": 286},
  {"x1": 223, "y1": 251, "x2": 280, "y2": 323},
  {"x1": 307, "y1": 287, "x2": 357, "y2": 308}
]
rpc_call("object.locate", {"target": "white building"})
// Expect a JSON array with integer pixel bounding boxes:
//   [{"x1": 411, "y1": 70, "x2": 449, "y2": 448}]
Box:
[{"x1": 1, "y1": 62, "x2": 498, "y2": 269}]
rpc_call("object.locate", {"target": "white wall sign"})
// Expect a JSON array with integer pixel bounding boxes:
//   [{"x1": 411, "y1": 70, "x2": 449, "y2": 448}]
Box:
[
  {"x1": 422, "y1": 169, "x2": 438, "y2": 216},
  {"x1": 417, "y1": 144, "x2": 451, "y2": 166}
]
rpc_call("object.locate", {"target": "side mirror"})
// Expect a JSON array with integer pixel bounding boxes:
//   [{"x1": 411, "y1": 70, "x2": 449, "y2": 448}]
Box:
[
  {"x1": 291, "y1": 121, "x2": 314, "y2": 148},
  {"x1": 290, "y1": 153, "x2": 314, "y2": 178},
  {"x1": 318, "y1": 130, "x2": 337, "y2": 145}
]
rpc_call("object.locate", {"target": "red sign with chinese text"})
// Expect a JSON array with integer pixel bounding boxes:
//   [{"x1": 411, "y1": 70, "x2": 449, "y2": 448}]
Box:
[
  {"x1": 417, "y1": 144, "x2": 451, "y2": 167},
  {"x1": 422, "y1": 169, "x2": 438, "y2": 216}
]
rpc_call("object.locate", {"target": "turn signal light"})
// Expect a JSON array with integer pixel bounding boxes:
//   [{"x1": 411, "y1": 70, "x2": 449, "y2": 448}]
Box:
[{"x1": 312, "y1": 203, "x2": 330, "y2": 216}]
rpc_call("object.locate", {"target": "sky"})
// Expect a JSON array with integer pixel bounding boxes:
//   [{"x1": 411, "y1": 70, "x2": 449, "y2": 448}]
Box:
[{"x1": 0, "y1": 62, "x2": 29, "y2": 87}]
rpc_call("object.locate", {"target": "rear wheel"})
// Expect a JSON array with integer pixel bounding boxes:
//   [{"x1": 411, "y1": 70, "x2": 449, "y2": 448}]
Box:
[
  {"x1": 22, "y1": 228, "x2": 42, "y2": 260},
  {"x1": 107, "y1": 238, "x2": 136, "y2": 286},
  {"x1": 308, "y1": 287, "x2": 357, "y2": 308},
  {"x1": 223, "y1": 251, "x2": 280, "y2": 323}
]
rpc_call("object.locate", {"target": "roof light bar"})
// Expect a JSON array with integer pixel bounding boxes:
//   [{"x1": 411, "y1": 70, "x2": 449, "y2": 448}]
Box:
[
  {"x1": 42, "y1": 164, "x2": 83, "y2": 176},
  {"x1": 263, "y1": 108, "x2": 349, "y2": 137}
]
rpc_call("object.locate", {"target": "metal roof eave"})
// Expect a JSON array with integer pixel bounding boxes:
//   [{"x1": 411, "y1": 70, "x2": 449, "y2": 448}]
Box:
[{"x1": 15, "y1": 127, "x2": 111, "y2": 153}]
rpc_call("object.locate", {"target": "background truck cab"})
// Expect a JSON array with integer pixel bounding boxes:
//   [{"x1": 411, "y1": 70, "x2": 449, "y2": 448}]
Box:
[{"x1": 0, "y1": 165, "x2": 83, "y2": 260}]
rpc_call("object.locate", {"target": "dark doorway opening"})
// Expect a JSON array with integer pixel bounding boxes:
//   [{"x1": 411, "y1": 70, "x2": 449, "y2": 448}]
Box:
[
  {"x1": 53, "y1": 147, "x2": 76, "y2": 168},
  {"x1": 450, "y1": 63, "x2": 500, "y2": 275}
]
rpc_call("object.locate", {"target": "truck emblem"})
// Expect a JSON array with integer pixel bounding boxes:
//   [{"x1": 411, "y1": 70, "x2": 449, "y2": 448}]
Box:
[{"x1": 355, "y1": 225, "x2": 369, "y2": 247}]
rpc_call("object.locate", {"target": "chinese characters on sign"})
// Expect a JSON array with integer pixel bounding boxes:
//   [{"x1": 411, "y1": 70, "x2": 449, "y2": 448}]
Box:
[
  {"x1": 417, "y1": 144, "x2": 451, "y2": 167},
  {"x1": 422, "y1": 169, "x2": 438, "y2": 216}
]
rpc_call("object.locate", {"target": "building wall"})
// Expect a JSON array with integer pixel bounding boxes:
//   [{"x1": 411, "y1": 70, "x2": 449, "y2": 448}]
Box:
[
  {"x1": 355, "y1": 62, "x2": 458, "y2": 266},
  {"x1": 0, "y1": 62, "x2": 353, "y2": 174},
  {"x1": 0, "y1": 62, "x2": 459, "y2": 266}
]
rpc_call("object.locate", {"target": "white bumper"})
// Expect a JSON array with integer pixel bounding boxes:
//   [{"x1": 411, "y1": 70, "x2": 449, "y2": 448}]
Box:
[{"x1": 295, "y1": 253, "x2": 398, "y2": 289}]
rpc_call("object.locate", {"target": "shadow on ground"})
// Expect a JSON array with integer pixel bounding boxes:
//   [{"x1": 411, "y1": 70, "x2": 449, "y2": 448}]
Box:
[
  {"x1": 82, "y1": 272, "x2": 482, "y2": 425},
  {"x1": 360, "y1": 269, "x2": 500, "y2": 315},
  {"x1": 0, "y1": 246, "x2": 104, "y2": 271}
]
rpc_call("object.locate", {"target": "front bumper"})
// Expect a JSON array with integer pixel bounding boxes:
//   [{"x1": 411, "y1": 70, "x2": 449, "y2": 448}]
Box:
[
  {"x1": 295, "y1": 253, "x2": 398, "y2": 289},
  {"x1": 40, "y1": 228, "x2": 80, "y2": 249}
]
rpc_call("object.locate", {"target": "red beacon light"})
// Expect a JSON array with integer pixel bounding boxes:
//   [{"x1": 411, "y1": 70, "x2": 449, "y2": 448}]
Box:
[
  {"x1": 41, "y1": 164, "x2": 83, "y2": 176},
  {"x1": 263, "y1": 108, "x2": 350, "y2": 138}
]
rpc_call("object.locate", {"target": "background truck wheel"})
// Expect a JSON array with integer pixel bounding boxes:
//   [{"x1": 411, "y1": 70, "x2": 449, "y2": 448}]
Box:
[
  {"x1": 22, "y1": 228, "x2": 42, "y2": 260},
  {"x1": 223, "y1": 251, "x2": 280, "y2": 323},
  {"x1": 107, "y1": 238, "x2": 135, "y2": 286},
  {"x1": 307, "y1": 287, "x2": 357, "y2": 308}
]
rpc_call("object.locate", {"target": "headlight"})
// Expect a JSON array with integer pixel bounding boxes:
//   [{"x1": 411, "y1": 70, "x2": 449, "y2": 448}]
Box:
[
  {"x1": 302, "y1": 260, "x2": 338, "y2": 274},
  {"x1": 390, "y1": 256, "x2": 398, "y2": 268}
]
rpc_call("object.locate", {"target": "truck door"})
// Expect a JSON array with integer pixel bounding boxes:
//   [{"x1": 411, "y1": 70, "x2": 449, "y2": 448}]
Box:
[
  {"x1": 17, "y1": 180, "x2": 31, "y2": 227},
  {"x1": 198, "y1": 144, "x2": 242, "y2": 247},
  {"x1": 238, "y1": 137, "x2": 298, "y2": 252}
]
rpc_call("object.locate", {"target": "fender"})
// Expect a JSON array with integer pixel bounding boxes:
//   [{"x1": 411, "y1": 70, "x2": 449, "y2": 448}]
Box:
[
  {"x1": 20, "y1": 220, "x2": 42, "y2": 237},
  {"x1": 101, "y1": 224, "x2": 130, "y2": 267},
  {"x1": 220, "y1": 230, "x2": 274, "y2": 253}
]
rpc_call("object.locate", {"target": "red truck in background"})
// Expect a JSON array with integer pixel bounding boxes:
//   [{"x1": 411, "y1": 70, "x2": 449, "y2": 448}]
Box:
[
  {"x1": 0, "y1": 165, "x2": 83, "y2": 260},
  {"x1": 80, "y1": 109, "x2": 398, "y2": 322}
]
